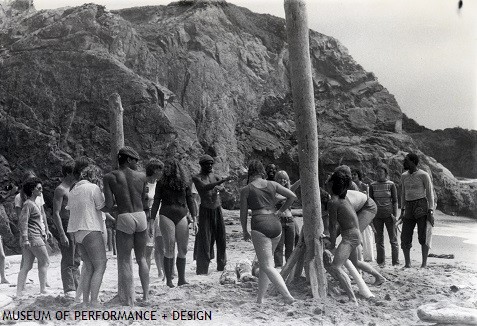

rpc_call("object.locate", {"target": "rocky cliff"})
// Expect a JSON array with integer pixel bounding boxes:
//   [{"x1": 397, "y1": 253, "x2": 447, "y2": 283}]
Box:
[{"x1": 0, "y1": 0, "x2": 475, "y2": 251}]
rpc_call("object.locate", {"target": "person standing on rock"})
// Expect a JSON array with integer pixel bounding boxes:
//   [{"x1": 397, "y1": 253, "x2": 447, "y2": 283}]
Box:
[
  {"x1": 151, "y1": 159, "x2": 196, "y2": 287},
  {"x1": 103, "y1": 146, "x2": 150, "y2": 306},
  {"x1": 192, "y1": 155, "x2": 234, "y2": 275},
  {"x1": 398, "y1": 152, "x2": 435, "y2": 268},
  {"x1": 369, "y1": 163, "x2": 399, "y2": 266},
  {"x1": 52, "y1": 159, "x2": 81, "y2": 297}
]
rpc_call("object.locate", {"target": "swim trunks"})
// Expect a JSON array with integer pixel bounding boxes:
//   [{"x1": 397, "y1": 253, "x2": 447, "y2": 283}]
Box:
[
  {"x1": 340, "y1": 228, "x2": 360, "y2": 248},
  {"x1": 116, "y1": 211, "x2": 147, "y2": 234}
]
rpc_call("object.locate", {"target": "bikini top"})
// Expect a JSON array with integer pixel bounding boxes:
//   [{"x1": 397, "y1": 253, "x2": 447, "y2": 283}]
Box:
[{"x1": 247, "y1": 181, "x2": 276, "y2": 211}]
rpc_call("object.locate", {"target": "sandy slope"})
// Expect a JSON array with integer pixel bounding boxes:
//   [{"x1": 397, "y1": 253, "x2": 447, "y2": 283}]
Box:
[{"x1": 1, "y1": 210, "x2": 476, "y2": 325}]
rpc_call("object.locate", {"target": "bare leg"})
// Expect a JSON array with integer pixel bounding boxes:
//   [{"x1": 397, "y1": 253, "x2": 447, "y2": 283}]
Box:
[
  {"x1": 351, "y1": 251, "x2": 386, "y2": 285},
  {"x1": 251, "y1": 230, "x2": 294, "y2": 304},
  {"x1": 154, "y1": 236, "x2": 164, "y2": 279},
  {"x1": 29, "y1": 245, "x2": 50, "y2": 293},
  {"x1": 175, "y1": 217, "x2": 189, "y2": 286},
  {"x1": 133, "y1": 229, "x2": 149, "y2": 302},
  {"x1": 328, "y1": 241, "x2": 357, "y2": 304},
  {"x1": 421, "y1": 245, "x2": 429, "y2": 268},
  {"x1": 82, "y1": 232, "x2": 107, "y2": 306},
  {"x1": 16, "y1": 248, "x2": 35, "y2": 297},
  {"x1": 145, "y1": 246, "x2": 154, "y2": 270},
  {"x1": 161, "y1": 215, "x2": 176, "y2": 288},
  {"x1": 75, "y1": 263, "x2": 85, "y2": 303},
  {"x1": 116, "y1": 230, "x2": 134, "y2": 306},
  {"x1": 0, "y1": 240, "x2": 9, "y2": 283},
  {"x1": 78, "y1": 244, "x2": 93, "y2": 304}
]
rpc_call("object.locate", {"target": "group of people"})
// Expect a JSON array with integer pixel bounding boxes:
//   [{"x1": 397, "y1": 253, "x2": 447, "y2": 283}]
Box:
[
  {"x1": 239, "y1": 152, "x2": 434, "y2": 304},
  {"x1": 8, "y1": 147, "x2": 233, "y2": 307},
  {"x1": 3, "y1": 149, "x2": 434, "y2": 306}
]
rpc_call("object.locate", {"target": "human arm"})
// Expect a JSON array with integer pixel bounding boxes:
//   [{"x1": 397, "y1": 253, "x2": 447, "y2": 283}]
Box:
[
  {"x1": 185, "y1": 186, "x2": 198, "y2": 234},
  {"x1": 18, "y1": 203, "x2": 31, "y2": 248},
  {"x1": 102, "y1": 174, "x2": 114, "y2": 213},
  {"x1": 391, "y1": 183, "x2": 398, "y2": 221},
  {"x1": 327, "y1": 199, "x2": 338, "y2": 249},
  {"x1": 422, "y1": 173, "x2": 435, "y2": 226},
  {"x1": 52, "y1": 187, "x2": 69, "y2": 246},
  {"x1": 150, "y1": 183, "x2": 162, "y2": 222},
  {"x1": 274, "y1": 182, "x2": 297, "y2": 214},
  {"x1": 192, "y1": 175, "x2": 234, "y2": 192},
  {"x1": 239, "y1": 186, "x2": 251, "y2": 241},
  {"x1": 398, "y1": 175, "x2": 406, "y2": 223},
  {"x1": 290, "y1": 179, "x2": 301, "y2": 193}
]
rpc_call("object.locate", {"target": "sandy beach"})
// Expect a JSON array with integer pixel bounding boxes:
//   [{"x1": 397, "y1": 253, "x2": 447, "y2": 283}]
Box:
[{"x1": 1, "y1": 209, "x2": 476, "y2": 325}]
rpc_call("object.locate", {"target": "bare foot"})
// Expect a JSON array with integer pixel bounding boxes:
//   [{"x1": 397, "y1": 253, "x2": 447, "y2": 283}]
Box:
[
  {"x1": 373, "y1": 276, "x2": 386, "y2": 286},
  {"x1": 284, "y1": 296, "x2": 296, "y2": 305}
]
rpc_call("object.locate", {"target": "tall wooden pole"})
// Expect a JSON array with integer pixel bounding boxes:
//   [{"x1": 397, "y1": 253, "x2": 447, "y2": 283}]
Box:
[
  {"x1": 284, "y1": 0, "x2": 326, "y2": 298},
  {"x1": 109, "y1": 93, "x2": 125, "y2": 170}
]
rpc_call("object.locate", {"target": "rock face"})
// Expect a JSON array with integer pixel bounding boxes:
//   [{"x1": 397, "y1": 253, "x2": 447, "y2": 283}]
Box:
[
  {"x1": 0, "y1": 0, "x2": 475, "y2": 253},
  {"x1": 403, "y1": 115, "x2": 477, "y2": 179}
]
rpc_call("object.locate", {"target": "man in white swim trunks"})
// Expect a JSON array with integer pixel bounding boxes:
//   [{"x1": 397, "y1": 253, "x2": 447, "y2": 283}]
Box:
[{"x1": 103, "y1": 146, "x2": 150, "y2": 306}]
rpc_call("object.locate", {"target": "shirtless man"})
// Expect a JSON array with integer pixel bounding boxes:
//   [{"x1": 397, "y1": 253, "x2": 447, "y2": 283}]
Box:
[
  {"x1": 192, "y1": 155, "x2": 234, "y2": 274},
  {"x1": 52, "y1": 160, "x2": 80, "y2": 297},
  {"x1": 327, "y1": 170, "x2": 387, "y2": 305},
  {"x1": 103, "y1": 146, "x2": 149, "y2": 306}
]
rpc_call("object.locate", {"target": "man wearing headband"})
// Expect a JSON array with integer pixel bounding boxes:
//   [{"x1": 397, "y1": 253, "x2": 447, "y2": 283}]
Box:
[
  {"x1": 103, "y1": 146, "x2": 150, "y2": 306},
  {"x1": 192, "y1": 155, "x2": 234, "y2": 274}
]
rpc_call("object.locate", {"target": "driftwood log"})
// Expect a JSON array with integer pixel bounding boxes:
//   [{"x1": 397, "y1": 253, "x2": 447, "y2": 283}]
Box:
[{"x1": 284, "y1": 0, "x2": 326, "y2": 299}]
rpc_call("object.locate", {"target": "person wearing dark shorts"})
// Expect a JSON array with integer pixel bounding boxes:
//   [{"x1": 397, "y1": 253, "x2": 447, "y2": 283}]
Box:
[
  {"x1": 240, "y1": 160, "x2": 296, "y2": 304},
  {"x1": 398, "y1": 153, "x2": 435, "y2": 268},
  {"x1": 192, "y1": 155, "x2": 234, "y2": 275}
]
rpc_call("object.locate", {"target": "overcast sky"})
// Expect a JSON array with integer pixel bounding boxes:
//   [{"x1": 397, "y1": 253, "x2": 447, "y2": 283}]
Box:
[{"x1": 34, "y1": 0, "x2": 477, "y2": 131}]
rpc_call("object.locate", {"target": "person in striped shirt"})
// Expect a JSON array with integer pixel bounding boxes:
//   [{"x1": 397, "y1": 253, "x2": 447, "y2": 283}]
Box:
[{"x1": 369, "y1": 163, "x2": 399, "y2": 266}]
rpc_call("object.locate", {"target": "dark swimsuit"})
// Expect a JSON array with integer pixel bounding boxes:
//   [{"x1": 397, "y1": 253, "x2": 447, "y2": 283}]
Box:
[
  {"x1": 154, "y1": 185, "x2": 196, "y2": 225},
  {"x1": 247, "y1": 182, "x2": 282, "y2": 238}
]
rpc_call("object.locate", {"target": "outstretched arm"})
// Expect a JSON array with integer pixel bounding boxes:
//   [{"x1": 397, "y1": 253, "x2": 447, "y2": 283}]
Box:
[{"x1": 193, "y1": 175, "x2": 234, "y2": 192}]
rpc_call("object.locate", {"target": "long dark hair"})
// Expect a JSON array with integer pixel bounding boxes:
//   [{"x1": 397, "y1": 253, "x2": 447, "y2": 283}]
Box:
[
  {"x1": 158, "y1": 159, "x2": 188, "y2": 191},
  {"x1": 329, "y1": 170, "x2": 351, "y2": 199}
]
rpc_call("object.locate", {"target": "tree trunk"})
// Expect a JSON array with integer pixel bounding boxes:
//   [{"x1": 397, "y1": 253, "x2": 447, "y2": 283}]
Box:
[
  {"x1": 109, "y1": 93, "x2": 125, "y2": 170},
  {"x1": 284, "y1": 0, "x2": 326, "y2": 299}
]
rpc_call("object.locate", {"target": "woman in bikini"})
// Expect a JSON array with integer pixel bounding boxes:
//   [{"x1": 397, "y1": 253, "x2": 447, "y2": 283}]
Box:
[
  {"x1": 67, "y1": 164, "x2": 107, "y2": 307},
  {"x1": 240, "y1": 160, "x2": 296, "y2": 304},
  {"x1": 151, "y1": 159, "x2": 196, "y2": 288}
]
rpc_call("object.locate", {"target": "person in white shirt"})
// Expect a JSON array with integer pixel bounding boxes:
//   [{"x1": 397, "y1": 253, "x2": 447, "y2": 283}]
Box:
[{"x1": 67, "y1": 164, "x2": 107, "y2": 307}]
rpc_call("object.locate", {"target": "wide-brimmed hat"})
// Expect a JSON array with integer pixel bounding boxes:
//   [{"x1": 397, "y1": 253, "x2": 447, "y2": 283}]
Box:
[
  {"x1": 118, "y1": 146, "x2": 140, "y2": 160},
  {"x1": 199, "y1": 155, "x2": 214, "y2": 165}
]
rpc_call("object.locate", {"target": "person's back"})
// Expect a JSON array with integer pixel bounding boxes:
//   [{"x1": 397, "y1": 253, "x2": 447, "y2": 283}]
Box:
[
  {"x1": 247, "y1": 181, "x2": 276, "y2": 211},
  {"x1": 102, "y1": 146, "x2": 149, "y2": 306},
  {"x1": 106, "y1": 168, "x2": 145, "y2": 214}
]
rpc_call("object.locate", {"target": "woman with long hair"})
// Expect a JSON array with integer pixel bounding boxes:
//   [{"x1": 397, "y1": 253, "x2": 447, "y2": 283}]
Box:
[
  {"x1": 240, "y1": 160, "x2": 296, "y2": 304},
  {"x1": 16, "y1": 177, "x2": 50, "y2": 297},
  {"x1": 67, "y1": 164, "x2": 107, "y2": 307},
  {"x1": 273, "y1": 170, "x2": 301, "y2": 267},
  {"x1": 151, "y1": 159, "x2": 196, "y2": 288}
]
